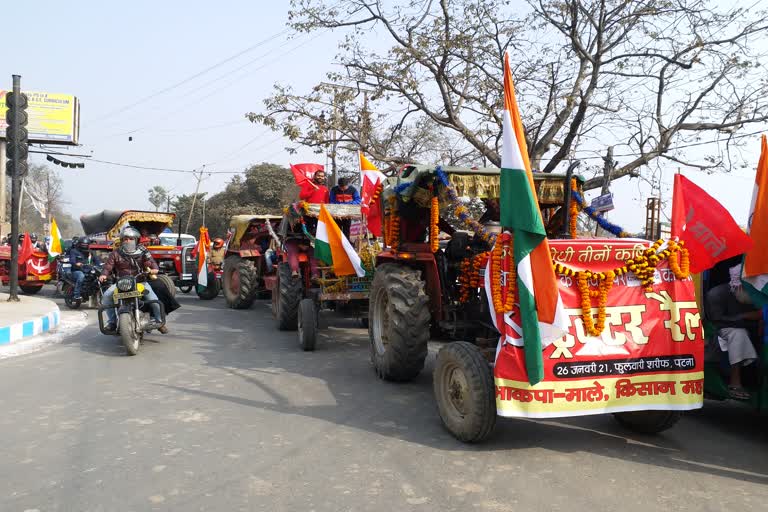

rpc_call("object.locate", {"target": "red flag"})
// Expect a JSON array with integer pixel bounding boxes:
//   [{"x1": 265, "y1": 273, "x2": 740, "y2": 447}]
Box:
[
  {"x1": 18, "y1": 232, "x2": 33, "y2": 264},
  {"x1": 290, "y1": 163, "x2": 323, "y2": 188},
  {"x1": 672, "y1": 174, "x2": 753, "y2": 273},
  {"x1": 360, "y1": 175, "x2": 376, "y2": 214}
]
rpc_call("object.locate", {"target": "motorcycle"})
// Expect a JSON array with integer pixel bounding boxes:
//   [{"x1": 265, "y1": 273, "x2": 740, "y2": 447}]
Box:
[
  {"x1": 97, "y1": 272, "x2": 166, "y2": 356},
  {"x1": 60, "y1": 264, "x2": 103, "y2": 309}
]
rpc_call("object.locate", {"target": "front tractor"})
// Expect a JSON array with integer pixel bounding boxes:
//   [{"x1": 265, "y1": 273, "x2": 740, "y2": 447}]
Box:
[
  {"x1": 370, "y1": 165, "x2": 703, "y2": 443},
  {"x1": 222, "y1": 215, "x2": 282, "y2": 309}
]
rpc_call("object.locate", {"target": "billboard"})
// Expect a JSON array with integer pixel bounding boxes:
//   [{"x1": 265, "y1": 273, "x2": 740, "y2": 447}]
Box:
[{"x1": 0, "y1": 90, "x2": 80, "y2": 145}]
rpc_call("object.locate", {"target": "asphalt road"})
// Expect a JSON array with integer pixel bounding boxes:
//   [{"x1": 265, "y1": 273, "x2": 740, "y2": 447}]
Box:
[{"x1": 0, "y1": 291, "x2": 766, "y2": 511}]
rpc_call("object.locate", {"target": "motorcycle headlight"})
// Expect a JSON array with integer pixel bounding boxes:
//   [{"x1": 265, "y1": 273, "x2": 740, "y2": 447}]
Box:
[{"x1": 117, "y1": 278, "x2": 134, "y2": 292}]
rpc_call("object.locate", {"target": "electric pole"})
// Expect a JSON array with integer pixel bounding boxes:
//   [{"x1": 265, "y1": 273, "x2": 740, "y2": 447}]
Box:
[{"x1": 185, "y1": 167, "x2": 205, "y2": 234}]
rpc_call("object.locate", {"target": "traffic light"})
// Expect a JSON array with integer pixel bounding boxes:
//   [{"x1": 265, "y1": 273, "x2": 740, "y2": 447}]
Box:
[
  {"x1": 46, "y1": 154, "x2": 85, "y2": 168},
  {"x1": 5, "y1": 90, "x2": 29, "y2": 177}
]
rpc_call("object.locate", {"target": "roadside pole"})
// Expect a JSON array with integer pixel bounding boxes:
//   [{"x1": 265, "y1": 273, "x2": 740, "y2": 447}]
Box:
[{"x1": 6, "y1": 75, "x2": 27, "y2": 302}]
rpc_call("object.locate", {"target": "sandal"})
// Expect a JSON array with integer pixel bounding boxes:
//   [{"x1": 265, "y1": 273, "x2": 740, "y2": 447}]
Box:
[{"x1": 728, "y1": 386, "x2": 750, "y2": 400}]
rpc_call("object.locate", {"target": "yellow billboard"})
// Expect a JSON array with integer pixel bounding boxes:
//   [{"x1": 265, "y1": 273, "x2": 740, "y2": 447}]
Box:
[{"x1": 0, "y1": 90, "x2": 80, "y2": 145}]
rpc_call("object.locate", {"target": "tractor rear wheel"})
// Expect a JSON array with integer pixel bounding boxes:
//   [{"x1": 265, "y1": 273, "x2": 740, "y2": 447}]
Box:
[
  {"x1": 613, "y1": 410, "x2": 681, "y2": 434},
  {"x1": 434, "y1": 342, "x2": 496, "y2": 443},
  {"x1": 223, "y1": 255, "x2": 257, "y2": 309},
  {"x1": 275, "y1": 263, "x2": 303, "y2": 330},
  {"x1": 368, "y1": 263, "x2": 430, "y2": 381}
]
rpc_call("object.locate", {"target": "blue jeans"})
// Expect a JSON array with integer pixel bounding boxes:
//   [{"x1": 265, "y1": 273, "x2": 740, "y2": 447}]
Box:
[
  {"x1": 69, "y1": 270, "x2": 85, "y2": 297},
  {"x1": 102, "y1": 282, "x2": 162, "y2": 325}
]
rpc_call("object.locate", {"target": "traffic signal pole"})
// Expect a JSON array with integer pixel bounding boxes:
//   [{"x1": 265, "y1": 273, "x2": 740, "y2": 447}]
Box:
[{"x1": 6, "y1": 75, "x2": 27, "y2": 302}]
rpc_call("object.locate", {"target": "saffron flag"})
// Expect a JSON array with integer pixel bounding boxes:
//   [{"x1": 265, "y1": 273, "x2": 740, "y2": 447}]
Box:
[
  {"x1": 290, "y1": 163, "x2": 323, "y2": 188},
  {"x1": 315, "y1": 204, "x2": 365, "y2": 277},
  {"x1": 359, "y1": 152, "x2": 386, "y2": 187},
  {"x1": 19, "y1": 232, "x2": 34, "y2": 264},
  {"x1": 48, "y1": 217, "x2": 64, "y2": 261},
  {"x1": 741, "y1": 135, "x2": 768, "y2": 306},
  {"x1": 670, "y1": 173, "x2": 753, "y2": 273},
  {"x1": 359, "y1": 152, "x2": 385, "y2": 237},
  {"x1": 498, "y1": 52, "x2": 567, "y2": 385},
  {"x1": 196, "y1": 226, "x2": 211, "y2": 288}
]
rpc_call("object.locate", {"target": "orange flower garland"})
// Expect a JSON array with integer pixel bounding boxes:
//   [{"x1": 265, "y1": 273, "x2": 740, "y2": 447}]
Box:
[
  {"x1": 569, "y1": 178, "x2": 580, "y2": 238},
  {"x1": 430, "y1": 196, "x2": 440, "y2": 252},
  {"x1": 552, "y1": 238, "x2": 690, "y2": 336},
  {"x1": 490, "y1": 235, "x2": 515, "y2": 313},
  {"x1": 457, "y1": 252, "x2": 490, "y2": 304},
  {"x1": 386, "y1": 196, "x2": 400, "y2": 250}
]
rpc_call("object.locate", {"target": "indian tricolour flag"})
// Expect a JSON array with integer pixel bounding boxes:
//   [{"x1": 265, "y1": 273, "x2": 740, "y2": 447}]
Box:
[
  {"x1": 741, "y1": 135, "x2": 768, "y2": 306},
  {"x1": 48, "y1": 217, "x2": 64, "y2": 261},
  {"x1": 315, "y1": 204, "x2": 366, "y2": 277},
  {"x1": 494, "y1": 51, "x2": 568, "y2": 385},
  {"x1": 197, "y1": 226, "x2": 211, "y2": 288}
]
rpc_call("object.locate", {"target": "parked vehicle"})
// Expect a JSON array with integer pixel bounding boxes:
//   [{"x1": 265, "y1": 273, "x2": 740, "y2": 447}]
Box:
[{"x1": 0, "y1": 244, "x2": 55, "y2": 294}]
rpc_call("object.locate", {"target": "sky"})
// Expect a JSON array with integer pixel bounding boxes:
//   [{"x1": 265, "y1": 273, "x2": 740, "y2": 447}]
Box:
[{"x1": 2, "y1": 0, "x2": 764, "y2": 235}]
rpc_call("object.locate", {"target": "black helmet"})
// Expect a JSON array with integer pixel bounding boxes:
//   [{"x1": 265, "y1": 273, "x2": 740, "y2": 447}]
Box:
[
  {"x1": 30, "y1": 233, "x2": 38, "y2": 242},
  {"x1": 72, "y1": 235, "x2": 80, "y2": 244},
  {"x1": 77, "y1": 236, "x2": 91, "y2": 250},
  {"x1": 18, "y1": 233, "x2": 25, "y2": 242}
]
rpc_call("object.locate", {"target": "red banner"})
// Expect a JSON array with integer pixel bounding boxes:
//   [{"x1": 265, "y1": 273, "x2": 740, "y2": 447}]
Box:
[{"x1": 495, "y1": 239, "x2": 704, "y2": 418}]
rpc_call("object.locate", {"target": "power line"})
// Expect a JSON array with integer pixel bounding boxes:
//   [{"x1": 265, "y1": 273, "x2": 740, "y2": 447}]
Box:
[{"x1": 89, "y1": 28, "x2": 292, "y2": 123}]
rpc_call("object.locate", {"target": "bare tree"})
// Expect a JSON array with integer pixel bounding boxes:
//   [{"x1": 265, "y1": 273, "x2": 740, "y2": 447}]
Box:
[
  {"x1": 148, "y1": 185, "x2": 170, "y2": 211},
  {"x1": 249, "y1": 0, "x2": 768, "y2": 189}
]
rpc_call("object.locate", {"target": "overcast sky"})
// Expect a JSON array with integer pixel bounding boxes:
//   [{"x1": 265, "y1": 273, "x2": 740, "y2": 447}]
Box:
[{"x1": 2, "y1": 0, "x2": 764, "y2": 235}]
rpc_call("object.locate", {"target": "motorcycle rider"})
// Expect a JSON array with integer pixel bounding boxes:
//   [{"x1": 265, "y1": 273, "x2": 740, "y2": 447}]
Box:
[
  {"x1": 67, "y1": 236, "x2": 102, "y2": 300},
  {"x1": 98, "y1": 227, "x2": 165, "y2": 333}
]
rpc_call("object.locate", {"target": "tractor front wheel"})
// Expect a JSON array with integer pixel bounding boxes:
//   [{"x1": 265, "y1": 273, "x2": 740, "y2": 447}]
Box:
[
  {"x1": 368, "y1": 263, "x2": 430, "y2": 381},
  {"x1": 196, "y1": 272, "x2": 220, "y2": 300},
  {"x1": 223, "y1": 255, "x2": 257, "y2": 309},
  {"x1": 434, "y1": 342, "x2": 496, "y2": 443},
  {"x1": 274, "y1": 263, "x2": 303, "y2": 330},
  {"x1": 613, "y1": 410, "x2": 681, "y2": 434},
  {"x1": 19, "y1": 284, "x2": 43, "y2": 295}
]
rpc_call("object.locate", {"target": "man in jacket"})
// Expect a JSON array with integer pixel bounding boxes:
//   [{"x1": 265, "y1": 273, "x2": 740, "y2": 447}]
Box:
[
  {"x1": 67, "y1": 236, "x2": 102, "y2": 300},
  {"x1": 98, "y1": 227, "x2": 164, "y2": 333},
  {"x1": 299, "y1": 170, "x2": 330, "y2": 204},
  {"x1": 330, "y1": 177, "x2": 361, "y2": 205}
]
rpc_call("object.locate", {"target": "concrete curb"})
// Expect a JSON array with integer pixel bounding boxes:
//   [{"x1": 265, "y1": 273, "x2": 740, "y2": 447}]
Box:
[{"x1": 0, "y1": 305, "x2": 60, "y2": 345}]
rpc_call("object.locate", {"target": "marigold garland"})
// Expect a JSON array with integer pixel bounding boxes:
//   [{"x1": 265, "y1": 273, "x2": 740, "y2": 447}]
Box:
[
  {"x1": 569, "y1": 178, "x2": 580, "y2": 239},
  {"x1": 457, "y1": 252, "x2": 489, "y2": 304},
  {"x1": 430, "y1": 196, "x2": 440, "y2": 252},
  {"x1": 551, "y1": 238, "x2": 691, "y2": 336},
  {"x1": 490, "y1": 235, "x2": 515, "y2": 313},
  {"x1": 385, "y1": 196, "x2": 400, "y2": 250}
]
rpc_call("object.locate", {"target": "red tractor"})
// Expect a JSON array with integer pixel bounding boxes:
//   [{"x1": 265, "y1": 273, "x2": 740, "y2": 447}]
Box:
[
  {"x1": 369, "y1": 165, "x2": 702, "y2": 442},
  {"x1": 0, "y1": 244, "x2": 55, "y2": 294},
  {"x1": 222, "y1": 215, "x2": 283, "y2": 309}
]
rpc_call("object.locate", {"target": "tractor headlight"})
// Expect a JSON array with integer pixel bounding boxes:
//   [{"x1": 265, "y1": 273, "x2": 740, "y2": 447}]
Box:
[{"x1": 117, "y1": 278, "x2": 135, "y2": 292}]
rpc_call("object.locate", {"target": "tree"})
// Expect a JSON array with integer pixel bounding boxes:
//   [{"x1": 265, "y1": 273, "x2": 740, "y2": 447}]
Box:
[
  {"x1": 250, "y1": 0, "x2": 768, "y2": 189},
  {"x1": 170, "y1": 163, "x2": 299, "y2": 237},
  {"x1": 4, "y1": 164, "x2": 80, "y2": 237},
  {"x1": 148, "y1": 186, "x2": 170, "y2": 211}
]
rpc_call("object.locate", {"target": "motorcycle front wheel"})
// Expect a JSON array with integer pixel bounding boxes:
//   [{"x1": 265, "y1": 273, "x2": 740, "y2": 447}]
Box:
[{"x1": 119, "y1": 312, "x2": 141, "y2": 356}]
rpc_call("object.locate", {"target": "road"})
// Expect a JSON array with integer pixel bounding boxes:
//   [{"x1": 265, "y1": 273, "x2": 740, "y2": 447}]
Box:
[{"x1": 0, "y1": 291, "x2": 766, "y2": 511}]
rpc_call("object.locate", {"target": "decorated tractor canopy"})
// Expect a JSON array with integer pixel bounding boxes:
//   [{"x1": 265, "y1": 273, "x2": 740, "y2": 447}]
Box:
[
  {"x1": 369, "y1": 164, "x2": 703, "y2": 442},
  {"x1": 222, "y1": 214, "x2": 283, "y2": 309}
]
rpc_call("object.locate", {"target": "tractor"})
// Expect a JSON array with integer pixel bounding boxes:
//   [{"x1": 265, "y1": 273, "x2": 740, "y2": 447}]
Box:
[{"x1": 222, "y1": 215, "x2": 283, "y2": 309}]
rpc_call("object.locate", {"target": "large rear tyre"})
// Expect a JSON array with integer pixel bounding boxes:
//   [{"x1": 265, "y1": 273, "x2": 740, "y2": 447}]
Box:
[
  {"x1": 155, "y1": 274, "x2": 176, "y2": 299},
  {"x1": 223, "y1": 255, "x2": 257, "y2": 309},
  {"x1": 613, "y1": 410, "x2": 681, "y2": 434},
  {"x1": 434, "y1": 342, "x2": 496, "y2": 443},
  {"x1": 298, "y1": 298, "x2": 317, "y2": 351},
  {"x1": 275, "y1": 263, "x2": 303, "y2": 331},
  {"x1": 196, "y1": 272, "x2": 219, "y2": 300},
  {"x1": 119, "y1": 312, "x2": 141, "y2": 356},
  {"x1": 19, "y1": 284, "x2": 43, "y2": 295},
  {"x1": 368, "y1": 263, "x2": 430, "y2": 381}
]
